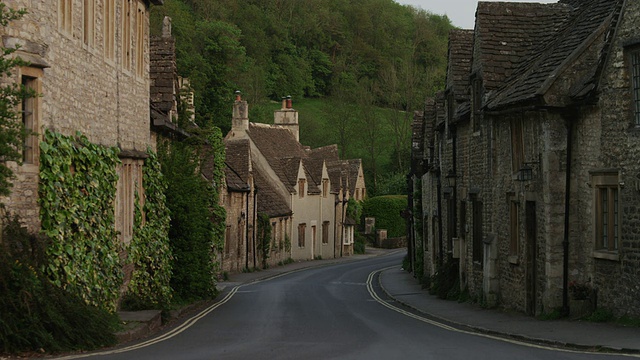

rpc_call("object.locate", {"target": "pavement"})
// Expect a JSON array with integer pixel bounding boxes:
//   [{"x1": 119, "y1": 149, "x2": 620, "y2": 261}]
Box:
[{"x1": 120, "y1": 247, "x2": 640, "y2": 354}]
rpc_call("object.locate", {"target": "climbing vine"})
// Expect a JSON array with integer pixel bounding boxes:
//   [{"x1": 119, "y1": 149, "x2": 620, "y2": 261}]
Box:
[
  {"x1": 123, "y1": 149, "x2": 173, "y2": 310},
  {"x1": 39, "y1": 130, "x2": 121, "y2": 311},
  {"x1": 256, "y1": 212, "x2": 271, "y2": 269}
]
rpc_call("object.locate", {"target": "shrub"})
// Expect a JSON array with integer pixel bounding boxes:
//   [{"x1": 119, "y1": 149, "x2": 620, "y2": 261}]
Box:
[
  {"x1": 0, "y1": 216, "x2": 118, "y2": 354},
  {"x1": 361, "y1": 195, "x2": 407, "y2": 238}
]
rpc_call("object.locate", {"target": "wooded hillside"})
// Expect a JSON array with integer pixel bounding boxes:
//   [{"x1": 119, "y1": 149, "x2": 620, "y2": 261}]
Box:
[{"x1": 150, "y1": 0, "x2": 454, "y2": 195}]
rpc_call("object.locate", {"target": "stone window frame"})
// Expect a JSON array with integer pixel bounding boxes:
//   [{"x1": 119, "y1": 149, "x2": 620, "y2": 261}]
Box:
[
  {"x1": 83, "y1": 0, "x2": 95, "y2": 48},
  {"x1": 297, "y1": 223, "x2": 306, "y2": 248},
  {"x1": 122, "y1": 0, "x2": 133, "y2": 72},
  {"x1": 135, "y1": 2, "x2": 146, "y2": 78},
  {"x1": 104, "y1": 0, "x2": 116, "y2": 61},
  {"x1": 58, "y1": 0, "x2": 73, "y2": 35},
  {"x1": 590, "y1": 170, "x2": 621, "y2": 261},
  {"x1": 115, "y1": 158, "x2": 144, "y2": 246},
  {"x1": 19, "y1": 67, "x2": 43, "y2": 168},
  {"x1": 626, "y1": 43, "x2": 640, "y2": 129}
]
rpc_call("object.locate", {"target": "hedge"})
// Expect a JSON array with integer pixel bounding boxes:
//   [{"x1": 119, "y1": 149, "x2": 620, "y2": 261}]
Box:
[{"x1": 361, "y1": 195, "x2": 407, "y2": 238}]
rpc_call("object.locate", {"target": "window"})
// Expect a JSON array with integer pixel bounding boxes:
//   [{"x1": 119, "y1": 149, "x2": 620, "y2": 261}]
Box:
[
  {"x1": 115, "y1": 158, "x2": 144, "y2": 245},
  {"x1": 511, "y1": 118, "x2": 524, "y2": 174},
  {"x1": 312, "y1": 225, "x2": 316, "y2": 247},
  {"x1": 322, "y1": 221, "x2": 329, "y2": 244},
  {"x1": 592, "y1": 171, "x2": 620, "y2": 253},
  {"x1": 104, "y1": 0, "x2": 116, "y2": 60},
  {"x1": 298, "y1": 178, "x2": 305, "y2": 198},
  {"x1": 122, "y1": 0, "x2": 132, "y2": 70},
  {"x1": 59, "y1": 0, "x2": 72, "y2": 34},
  {"x1": 298, "y1": 223, "x2": 306, "y2": 247},
  {"x1": 322, "y1": 179, "x2": 329, "y2": 198},
  {"x1": 83, "y1": 0, "x2": 95, "y2": 47},
  {"x1": 135, "y1": 3, "x2": 146, "y2": 77},
  {"x1": 630, "y1": 48, "x2": 640, "y2": 126},
  {"x1": 510, "y1": 201, "x2": 519, "y2": 257},
  {"x1": 20, "y1": 68, "x2": 42, "y2": 165}
]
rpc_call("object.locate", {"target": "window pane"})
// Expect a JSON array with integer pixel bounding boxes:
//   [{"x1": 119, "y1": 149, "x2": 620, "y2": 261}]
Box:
[
  {"x1": 613, "y1": 189, "x2": 619, "y2": 250},
  {"x1": 632, "y1": 52, "x2": 640, "y2": 125},
  {"x1": 601, "y1": 188, "x2": 608, "y2": 249}
]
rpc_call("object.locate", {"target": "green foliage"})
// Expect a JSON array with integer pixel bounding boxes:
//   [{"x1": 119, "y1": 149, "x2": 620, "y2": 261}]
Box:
[
  {"x1": 361, "y1": 195, "x2": 407, "y2": 238},
  {"x1": 0, "y1": 5, "x2": 36, "y2": 197},
  {"x1": 256, "y1": 212, "x2": 271, "y2": 269},
  {"x1": 122, "y1": 150, "x2": 173, "y2": 310},
  {"x1": 345, "y1": 198, "x2": 362, "y2": 224},
  {"x1": 39, "y1": 130, "x2": 122, "y2": 311},
  {"x1": 0, "y1": 215, "x2": 118, "y2": 354},
  {"x1": 429, "y1": 256, "x2": 460, "y2": 300},
  {"x1": 353, "y1": 232, "x2": 367, "y2": 254},
  {"x1": 159, "y1": 131, "x2": 225, "y2": 302}
]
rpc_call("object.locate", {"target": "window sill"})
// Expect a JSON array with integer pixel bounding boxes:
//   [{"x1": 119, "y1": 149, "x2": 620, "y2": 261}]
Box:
[
  {"x1": 592, "y1": 250, "x2": 619, "y2": 261},
  {"x1": 508, "y1": 255, "x2": 519, "y2": 265}
]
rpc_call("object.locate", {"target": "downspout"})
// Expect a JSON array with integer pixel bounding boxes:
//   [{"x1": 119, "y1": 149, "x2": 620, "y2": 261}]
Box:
[
  {"x1": 334, "y1": 196, "x2": 338, "y2": 258},
  {"x1": 436, "y1": 169, "x2": 444, "y2": 270},
  {"x1": 253, "y1": 187, "x2": 258, "y2": 269},
  {"x1": 562, "y1": 115, "x2": 574, "y2": 316},
  {"x1": 407, "y1": 173, "x2": 415, "y2": 273},
  {"x1": 452, "y1": 130, "x2": 457, "y2": 239},
  {"x1": 245, "y1": 191, "x2": 250, "y2": 270}
]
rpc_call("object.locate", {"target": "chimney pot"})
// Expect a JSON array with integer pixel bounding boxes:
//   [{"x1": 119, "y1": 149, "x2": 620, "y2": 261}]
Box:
[
  {"x1": 235, "y1": 90, "x2": 241, "y2": 102},
  {"x1": 281, "y1": 96, "x2": 287, "y2": 109},
  {"x1": 286, "y1": 95, "x2": 292, "y2": 109}
]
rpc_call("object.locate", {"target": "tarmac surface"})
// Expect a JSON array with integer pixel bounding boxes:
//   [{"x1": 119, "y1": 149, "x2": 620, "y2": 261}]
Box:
[
  {"x1": 127, "y1": 247, "x2": 640, "y2": 355},
  {"x1": 215, "y1": 247, "x2": 639, "y2": 354}
]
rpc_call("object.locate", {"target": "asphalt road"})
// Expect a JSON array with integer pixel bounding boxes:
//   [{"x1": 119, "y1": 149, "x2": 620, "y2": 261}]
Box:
[{"x1": 63, "y1": 252, "x2": 629, "y2": 360}]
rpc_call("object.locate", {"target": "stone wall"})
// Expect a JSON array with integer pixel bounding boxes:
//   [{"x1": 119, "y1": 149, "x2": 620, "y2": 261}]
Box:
[{"x1": 1, "y1": 0, "x2": 153, "y2": 231}]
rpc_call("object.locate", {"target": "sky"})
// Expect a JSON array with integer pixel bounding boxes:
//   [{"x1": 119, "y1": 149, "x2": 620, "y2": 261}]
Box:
[{"x1": 395, "y1": 0, "x2": 558, "y2": 29}]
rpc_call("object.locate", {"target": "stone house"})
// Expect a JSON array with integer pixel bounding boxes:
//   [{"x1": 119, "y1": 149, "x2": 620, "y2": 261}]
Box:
[
  {"x1": 0, "y1": 0, "x2": 161, "y2": 235},
  {"x1": 223, "y1": 96, "x2": 364, "y2": 265},
  {"x1": 415, "y1": 0, "x2": 640, "y2": 317}
]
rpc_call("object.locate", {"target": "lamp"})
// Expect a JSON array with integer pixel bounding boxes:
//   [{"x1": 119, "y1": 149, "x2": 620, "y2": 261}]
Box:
[{"x1": 446, "y1": 169, "x2": 457, "y2": 188}]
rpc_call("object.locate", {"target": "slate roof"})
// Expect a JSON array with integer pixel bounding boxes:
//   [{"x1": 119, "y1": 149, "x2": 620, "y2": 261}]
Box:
[
  {"x1": 487, "y1": 0, "x2": 623, "y2": 110},
  {"x1": 474, "y1": 1, "x2": 570, "y2": 92},
  {"x1": 253, "y1": 166, "x2": 292, "y2": 217},
  {"x1": 223, "y1": 140, "x2": 251, "y2": 191},
  {"x1": 447, "y1": 29, "x2": 474, "y2": 101}
]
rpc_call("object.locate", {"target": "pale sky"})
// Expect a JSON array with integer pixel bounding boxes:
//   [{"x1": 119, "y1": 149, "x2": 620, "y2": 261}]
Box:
[{"x1": 395, "y1": 0, "x2": 558, "y2": 29}]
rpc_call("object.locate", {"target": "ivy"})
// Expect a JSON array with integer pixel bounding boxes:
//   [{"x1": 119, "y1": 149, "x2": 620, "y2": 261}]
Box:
[
  {"x1": 39, "y1": 130, "x2": 122, "y2": 311},
  {"x1": 256, "y1": 212, "x2": 271, "y2": 269},
  {"x1": 123, "y1": 150, "x2": 173, "y2": 310}
]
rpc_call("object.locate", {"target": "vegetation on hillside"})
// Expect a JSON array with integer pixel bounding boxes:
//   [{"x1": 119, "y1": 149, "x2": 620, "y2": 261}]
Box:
[{"x1": 150, "y1": 0, "x2": 454, "y2": 195}]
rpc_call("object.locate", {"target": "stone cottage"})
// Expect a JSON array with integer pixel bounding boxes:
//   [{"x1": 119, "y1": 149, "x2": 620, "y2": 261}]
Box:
[
  {"x1": 415, "y1": 0, "x2": 640, "y2": 317},
  {"x1": 223, "y1": 96, "x2": 365, "y2": 265}
]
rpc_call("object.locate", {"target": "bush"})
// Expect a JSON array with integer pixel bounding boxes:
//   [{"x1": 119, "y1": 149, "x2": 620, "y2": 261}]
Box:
[
  {"x1": 361, "y1": 195, "x2": 407, "y2": 238},
  {"x1": 0, "y1": 216, "x2": 118, "y2": 354},
  {"x1": 354, "y1": 232, "x2": 366, "y2": 254}
]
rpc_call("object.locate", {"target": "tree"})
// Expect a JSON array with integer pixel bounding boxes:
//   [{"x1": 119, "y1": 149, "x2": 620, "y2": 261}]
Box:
[{"x1": 0, "y1": 4, "x2": 35, "y2": 197}]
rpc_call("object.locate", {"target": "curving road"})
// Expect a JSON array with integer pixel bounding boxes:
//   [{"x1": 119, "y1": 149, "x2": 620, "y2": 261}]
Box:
[{"x1": 57, "y1": 252, "x2": 629, "y2": 360}]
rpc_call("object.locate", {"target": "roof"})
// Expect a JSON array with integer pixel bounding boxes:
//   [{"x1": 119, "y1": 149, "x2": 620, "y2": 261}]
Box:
[
  {"x1": 223, "y1": 139, "x2": 251, "y2": 191},
  {"x1": 446, "y1": 29, "x2": 474, "y2": 101},
  {"x1": 486, "y1": 0, "x2": 623, "y2": 110},
  {"x1": 473, "y1": 1, "x2": 571, "y2": 92},
  {"x1": 253, "y1": 166, "x2": 292, "y2": 217}
]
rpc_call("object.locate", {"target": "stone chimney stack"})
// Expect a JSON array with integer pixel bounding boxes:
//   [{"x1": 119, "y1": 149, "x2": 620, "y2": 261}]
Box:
[
  {"x1": 232, "y1": 91, "x2": 249, "y2": 132},
  {"x1": 274, "y1": 95, "x2": 299, "y2": 141}
]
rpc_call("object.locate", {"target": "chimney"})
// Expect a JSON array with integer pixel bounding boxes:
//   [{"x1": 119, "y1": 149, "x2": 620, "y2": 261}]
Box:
[
  {"x1": 274, "y1": 95, "x2": 299, "y2": 141},
  {"x1": 232, "y1": 90, "x2": 249, "y2": 132},
  {"x1": 162, "y1": 16, "x2": 172, "y2": 38}
]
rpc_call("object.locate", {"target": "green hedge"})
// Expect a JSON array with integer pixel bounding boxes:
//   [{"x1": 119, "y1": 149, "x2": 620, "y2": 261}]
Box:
[{"x1": 361, "y1": 195, "x2": 407, "y2": 238}]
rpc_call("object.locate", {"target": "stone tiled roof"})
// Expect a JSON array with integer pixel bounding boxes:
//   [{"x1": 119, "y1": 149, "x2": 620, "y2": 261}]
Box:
[
  {"x1": 487, "y1": 0, "x2": 623, "y2": 110},
  {"x1": 474, "y1": 2, "x2": 570, "y2": 92},
  {"x1": 346, "y1": 159, "x2": 361, "y2": 196},
  {"x1": 447, "y1": 29, "x2": 474, "y2": 101},
  {"x1": 223, "y1": 140, "x2": 251, "y2": 191},
  {"x1": 253, "y1": 166, "x2": 292, "y2": 217}
]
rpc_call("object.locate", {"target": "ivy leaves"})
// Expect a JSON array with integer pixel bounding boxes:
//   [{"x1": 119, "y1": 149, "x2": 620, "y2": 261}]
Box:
[{"x1": 39, "y1": 130, "x2": 122, "y2": 311}]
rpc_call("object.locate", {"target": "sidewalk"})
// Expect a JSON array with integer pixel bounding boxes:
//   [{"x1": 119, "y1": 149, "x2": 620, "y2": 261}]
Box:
[{"x1": 378, "y1": 266, "x2": 640, "y2": 354}]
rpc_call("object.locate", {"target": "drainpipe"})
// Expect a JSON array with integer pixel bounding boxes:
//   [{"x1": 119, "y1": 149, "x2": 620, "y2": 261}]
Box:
[
  {"x1": 436, "y1": 169, "x2": 444, "y2": 270},
  {"x1": 407, "y1": 173, "x2": 414, "y2": 273},
  {"x1": 253, "y1": 187, "x2": 258, "y2": 269},
  {"x1": 452, "y1": 131, "x2": 457, "y2": 239},
  {"x1": 245, "y1": 192, "x2": 250, "y2": 270},
  {"x1": 562, "y1": 115, "x2": 573, "y2": 316}
]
